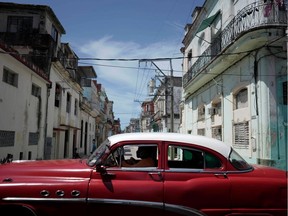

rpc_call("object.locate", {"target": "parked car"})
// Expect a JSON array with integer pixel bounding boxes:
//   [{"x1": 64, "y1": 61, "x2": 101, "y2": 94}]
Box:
[{"x1": 0, "y1": 133, "x2": 287, "y2": 216}]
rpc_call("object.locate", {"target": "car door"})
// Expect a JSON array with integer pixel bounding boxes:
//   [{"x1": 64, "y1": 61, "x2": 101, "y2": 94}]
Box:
[
  {"x1": 163, "y1": 142, "x2": 231, "y2": 216},
  {"x1": 87, "y1": 141, "x2": 164, "y2": 216}
]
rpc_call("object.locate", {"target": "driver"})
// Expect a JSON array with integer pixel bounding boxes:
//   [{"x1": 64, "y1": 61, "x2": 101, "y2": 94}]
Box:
[{"x1": 122, "y1": 146, "x2": 156, "y2": 167}]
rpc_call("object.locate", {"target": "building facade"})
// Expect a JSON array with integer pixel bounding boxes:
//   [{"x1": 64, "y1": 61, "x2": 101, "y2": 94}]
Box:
[
  {"x1": 151, "y1": 76, "x2": 182, "y2": 133},
  {"x1": 0, "y1": 3, "x2": 117, "y2": 161},
  {"x1": 0, "y1": 43, "x2": 50, "y2": 161},
  {"x1": 140, "y1": 100, "x2": 154, "y2": 132},
  {"x1": 180, "y1": 0, "x2": 287, "y2": 170}
]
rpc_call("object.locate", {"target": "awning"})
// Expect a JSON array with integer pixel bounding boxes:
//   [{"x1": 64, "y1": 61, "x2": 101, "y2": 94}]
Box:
[{"x1": 196, "y1": 11, "x2": 220, "y2": 33}]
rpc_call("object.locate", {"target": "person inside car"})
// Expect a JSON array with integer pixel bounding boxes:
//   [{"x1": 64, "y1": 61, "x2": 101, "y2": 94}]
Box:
[{"x1": 122, "y1": 146, "x2": 156, "y2": 167}]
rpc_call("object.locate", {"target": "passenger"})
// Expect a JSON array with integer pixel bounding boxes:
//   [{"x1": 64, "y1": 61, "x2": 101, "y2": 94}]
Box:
[{"x1": 122, "y1": 146, "x2": 156, "y2": 167}]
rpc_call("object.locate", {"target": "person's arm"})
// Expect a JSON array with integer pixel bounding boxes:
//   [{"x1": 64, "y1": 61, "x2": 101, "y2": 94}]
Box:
[{"x1": 121, "y1": 157, "x2": 137, "y2": 167}]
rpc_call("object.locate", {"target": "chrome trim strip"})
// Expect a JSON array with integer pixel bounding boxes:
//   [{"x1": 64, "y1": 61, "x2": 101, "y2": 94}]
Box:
[
  {"x1": 164, "y1": 169, "x2": 253, "y2": 174},
  {"x1": 87, "y1": 198, "x2": 163, "y2": 210},
  {"x1": 107, "y1": 167, "x2": 163, "y2": 172},
  {"x1": 164, "y1": 203, "x2": 206, "y2": 216},
  {"x1": 88, "y1": 198, "x2": 206, "y2": 215},
  {"x1": 3, "y1": 197, "x2": 86, "y2": 203}
]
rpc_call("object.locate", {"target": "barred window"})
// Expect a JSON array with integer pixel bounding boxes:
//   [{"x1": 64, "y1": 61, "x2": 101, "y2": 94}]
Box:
[
  {"x1": 2, "y1": 67, "x2": 18, "y2": 87},
  {"x1": 233, "y1": 122, "x2": 249, "y2": 149},
  {"x1": 31, "y1": 83, "x2": 41, "y2": 97},
  {"x1": 29, "y1": 132, "x2": 39, "y2": 145},
  {"x1": 0, "y1": 130, "x2": 15, "y2": 147}
]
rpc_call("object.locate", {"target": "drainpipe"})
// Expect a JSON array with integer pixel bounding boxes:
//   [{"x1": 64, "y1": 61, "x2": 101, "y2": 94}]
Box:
[
  {"x1": 253, "y1": 50, "x2": 261, "y2": 164},
  {"x1": 43, "y1": 83, "x2": 51, "y2": 160}
]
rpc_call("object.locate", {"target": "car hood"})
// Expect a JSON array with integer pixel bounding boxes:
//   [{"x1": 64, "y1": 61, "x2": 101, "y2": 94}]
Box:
[{"x1": 0, "y1": 159, "x2": 92, "y2": 178}]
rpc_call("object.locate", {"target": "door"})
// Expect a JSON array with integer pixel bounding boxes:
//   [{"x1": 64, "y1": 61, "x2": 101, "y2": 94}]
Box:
[
  {"x1": 87, "y1": 142, "x2": 164, "y2": 216},
  {"x1": 276, "y1": 77, "x2": 287, "y2": 170},
  {"x1": 163, "y1": 143, "x2": 231, "y2": 216}
]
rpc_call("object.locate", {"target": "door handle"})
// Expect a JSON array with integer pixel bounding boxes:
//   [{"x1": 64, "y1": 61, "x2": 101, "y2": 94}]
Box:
[
  {"x1": 149, "y1": 172, "x2": 163, "y2": 181},
  {"x1": 214, "y1": 173, "x2": 228, "y2": 179}
]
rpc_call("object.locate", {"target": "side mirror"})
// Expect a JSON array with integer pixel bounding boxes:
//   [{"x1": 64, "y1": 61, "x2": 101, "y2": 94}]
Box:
[
  {"x1": 96, "y1": 164, "x2": 107, "y2": 174},
  {"x1": 96, "y1": 165, "x2": 116, "y2": 179}
]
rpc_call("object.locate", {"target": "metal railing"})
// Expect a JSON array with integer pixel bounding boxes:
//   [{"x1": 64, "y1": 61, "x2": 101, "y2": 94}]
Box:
[{"x1": 183, "y1": 1, "x2": 287, "y2": 87}]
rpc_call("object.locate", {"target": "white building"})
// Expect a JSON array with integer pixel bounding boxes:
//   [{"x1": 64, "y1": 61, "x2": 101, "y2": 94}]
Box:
[
  {"x1": 79, "y1": 66, "x2": 98, "y2": 154},
  {"x1": 152, "y1": 76, "x2": 182, "y2": 133},
  {"x1": 180, "y1": 0, "x2": 287, "y2": 170},
  {"x1": 46, "y1": 43, "x2": 84, "y2": 159},
  {"x1": 0, "y1": 3, "x2": 65, "y2": 160},
  {"x1": 0, "y1": 3, "x2": 112, "y2": 161},
  {"x1": 0, "y1": 44, "x2": 50, "y2": 160}
]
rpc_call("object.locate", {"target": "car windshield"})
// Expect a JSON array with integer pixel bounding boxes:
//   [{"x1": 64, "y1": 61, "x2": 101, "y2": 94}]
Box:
[
  {"x1": 229, "y1": 149, "x2": 253, "y2": 171},
  {"x1": 87, "y1": 139, "x2": 111, "y2": 167}
]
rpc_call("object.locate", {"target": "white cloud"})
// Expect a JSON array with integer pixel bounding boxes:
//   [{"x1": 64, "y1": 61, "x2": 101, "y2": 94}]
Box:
[{"x1": 75, "y1": 36, "x2": 183, "y2": 129}]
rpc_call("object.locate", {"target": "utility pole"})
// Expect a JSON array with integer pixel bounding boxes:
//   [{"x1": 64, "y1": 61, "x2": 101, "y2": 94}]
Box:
[
  {"x1": 139, "y1": 59, "x2": 174, "y2": 132},
  {"x1": 170, "y1": 59, "x2": 174, "y2": 132}
]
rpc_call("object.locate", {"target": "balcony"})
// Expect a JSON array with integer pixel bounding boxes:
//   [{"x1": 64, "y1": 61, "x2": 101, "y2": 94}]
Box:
[
  {"x1": 183, "y1": 1, "x2": 287, "y2": 87},
  {"x1": 0, "y1": 32, "x2": 55, "y2": 49},
  {"x1": 141, "y1": 111, "x2": 154, "y2": 117},
  {"x1": 0, "y1": 32, "x2": 56, "y2": 73}
]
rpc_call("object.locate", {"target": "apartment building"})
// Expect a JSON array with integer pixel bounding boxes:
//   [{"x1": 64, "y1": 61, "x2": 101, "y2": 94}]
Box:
[
  {"x1": 0, "y1": 3, "x2": 117, "y2": 160},
  {"x1": 180, "y1": 0, "x2": 287, "y2": 170},
  {"x1": 0, "y1": 41, "x2": 50, "y2": 160}
]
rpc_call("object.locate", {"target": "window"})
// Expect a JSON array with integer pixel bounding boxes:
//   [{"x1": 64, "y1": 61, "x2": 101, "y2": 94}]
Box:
[
  {"x1": 66, "y1": 93, "x2": 71, "y2": 113},
  {"x1": 2, "y1": 67, "x2": 18, "y2": 87},
  {"x1": 31, "y1": 84, "x2": 41, "y2": 97},
  {"x1": 104, "y1": 144, "x2": 158, "y2": 168},
  {"x1": 29, "y1": 132, "x2": 39, "y2": 145},
  {"x1": 209, "y1": 101, "x2": 221, "y2": 116},
  {"x1": 74, "y1": 98, "x2": 78, "y2": 115},
  {"x1": 0, "y1": 130, "x2": 15, "y2": 147},
  {"x1": 187, "y1": 50, "x2": 192, "y2": 69},
  {"x1": 229, "y1": 149, "x2": 252, "y2": 170},
  {"x1": 55, "y1": 84, "x2": 61, "y2": 107},
  {"x1": 198, "y1": 105, "x2": 205, "y2": 121},
  {"x1": 235, "y1": 88, "x2": 248, "y2": 109},
  {"x1": 7, "y1": 16, "x2": 33, "y2": 33},
  {"x1": 212, "y1": 126, "x2": 222, "y2": 140},
  {"x1": 197, "y1": 128, "x2": 205, "y2": 136},
  {"x1": 233, "y1": 122, "x2": 249, "y2": 149},
  {"x1": 51, "y1": 24, "x2": 58, "y2": 42},
  {"x1": 167, "y1": 145, "x2": 222, "y2": 169}
]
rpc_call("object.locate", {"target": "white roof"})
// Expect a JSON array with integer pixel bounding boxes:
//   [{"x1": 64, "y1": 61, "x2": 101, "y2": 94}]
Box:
[{"x1": 108, "y1": 132, "x2": 231, "y2": 158}]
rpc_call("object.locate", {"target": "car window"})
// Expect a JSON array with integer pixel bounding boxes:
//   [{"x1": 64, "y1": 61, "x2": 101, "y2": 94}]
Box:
[
  {"x1": 229, "y1": 149, "x2": 252, "y2": 170},
  {"x1": 104, "y1": 144, "x2": 158, "y2": 168},
  {"x1": 87, "y1": 139, "x2": 110, "y2": 166},
  {"x1": 167, "y1": 145, "x2": 222, "y2": 169}
]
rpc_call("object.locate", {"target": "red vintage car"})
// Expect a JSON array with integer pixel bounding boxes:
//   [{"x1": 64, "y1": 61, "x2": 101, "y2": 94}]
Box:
[{"x1": 0, "y1": 133, "x2": 287, "y2": 216}]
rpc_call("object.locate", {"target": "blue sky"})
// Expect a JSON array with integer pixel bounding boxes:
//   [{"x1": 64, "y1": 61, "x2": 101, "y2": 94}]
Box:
[{"x1": 5, "y1": 0, "x2": 204, "y2": 128}]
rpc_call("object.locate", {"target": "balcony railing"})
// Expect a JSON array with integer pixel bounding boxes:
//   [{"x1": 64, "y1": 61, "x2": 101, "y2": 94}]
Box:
[
  {"x1": 0, "y1": 32, "x2": 55, "y2": 48},
  {"x1": 183, "y1": 1, "x2": 287, "y2": 87},
  {"x1": 0, "y1": 32, "x2": 56, "y2": 73}
]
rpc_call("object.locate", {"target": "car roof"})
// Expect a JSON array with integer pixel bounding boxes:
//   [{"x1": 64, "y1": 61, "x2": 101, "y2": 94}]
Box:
[{"x1": 108, "y1": 132, "x2": 231, "y2": 158}]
